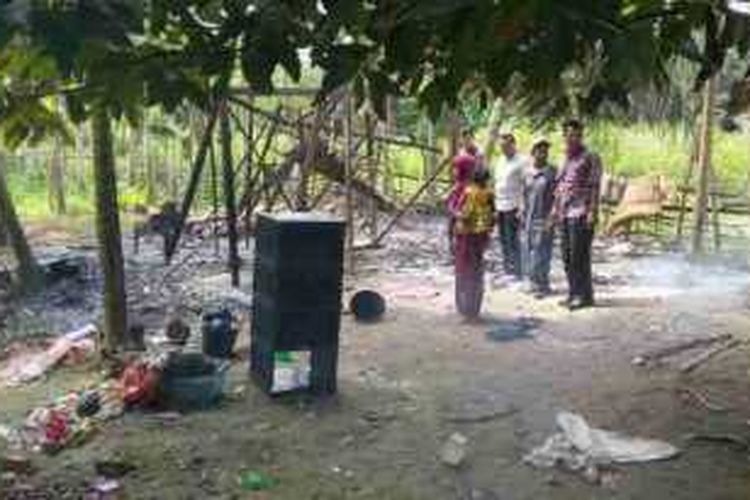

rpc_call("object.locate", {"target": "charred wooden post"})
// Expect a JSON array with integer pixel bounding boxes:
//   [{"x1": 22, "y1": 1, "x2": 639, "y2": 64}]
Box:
[
  {"x1": 245, "y1": 96, "x2": 255, "y2": 247},
  {"x1": 209, "y1": 137, "x2": 220, "y2": 256},
  {"x1": 220, "y1": 102, "x2": 241, "y2": 288},
  {"x1": 165, "y1": 108, "x2": 219, "y2": 262},
  {"x1": 365, "y1": 111, "x2": 379, "y2": 241},
  {"x1": 373, "y1": 157, "x2": 451, "y2": 246},
  {"x1": 344, "y1": 91, "x2": 355, "y2": 273}
]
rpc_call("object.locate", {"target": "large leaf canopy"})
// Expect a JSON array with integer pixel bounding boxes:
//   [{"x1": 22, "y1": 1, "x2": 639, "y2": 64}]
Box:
[{"x1": 0, "y1": 0, "x2": 748, "y2": 145}]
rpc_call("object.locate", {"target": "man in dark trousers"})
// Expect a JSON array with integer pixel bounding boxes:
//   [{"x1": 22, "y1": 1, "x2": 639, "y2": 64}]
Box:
[
  {"x1": 493, "y1": 131, "x2": 527, "y2": 281},
  {"x1": 553, "y1": 119, "x2": 602, "y2": 310},
  {"x1": 522, "y1": 137, "x2": 557, "y2": 298}
]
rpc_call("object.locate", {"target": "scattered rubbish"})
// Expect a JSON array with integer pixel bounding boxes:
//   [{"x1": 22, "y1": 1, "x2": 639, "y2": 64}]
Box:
[
  {"x1": 202, "y1": 309, "x2": 237, "y2": 359},
  {"x1": 124, "y1": 324, "x2": 146, "y2": 352},
  {"x1": 0, "y1": 454, "x2": 34, "y2": 475},
  {"x1": 87, "y1": 477, "x2": 121, "y2": 499},
  {"x1": 485, "y1": 317, "x2": 540, "y2": 343},
  {"x1": 0, "y1": 324, "x2": 97, "y2": 387},
  {"x1": 228, "y1": 384, "x2": 247, "y2": 400},
  {"x1": 271, "y1": 352, "x2": 311, "y2": 394},
  {"x1": 95, "y1": 459, "x2": 137, "y2": 479},
  {"x1": 685, "y1": 433, "x2": 750, "y2": 452},
  {"x1": 440, "y1": 432, "x2": 469, "y2": 467},
  {"x1": 120, "y1": 361, "x2": 160, "y2": 407},
  {"x1": 632, "y1": 334, "x2": 733, "y2": 367},
  {"x1": 149, "y1": 412, "x2": 183, "y2": 424},
  {"x1": 444, "y1": 407, "x2": 518, "y2": 424},
  {"x1": 465, "y1": 487, "x2": 501, "y2": 500},
  {"x1": 0, "y1": 380, "x2": 124, "y2": 454},
  {"x1": 677, "y1": 387, "x2": 729, "y2": 413},
  {"x1": 442, "y1": 389, "x2": 517, "y2": 424},
  {"x1": 350, "y1": 290, "x2": 386, "y2": 322},
  {"x1": 679, "y1": 339, "x2": 743, "y2": 374},
  {"x1": 238, "y1": 470, "x2": 277, "y2": 491},
  {"x1": 76, "y1": 391, "x2": 102, "y2": 418},
  {"x1": 160, "y1": 353, "x2": 229, "y2": 410},
  {"x1": 524, "y1": 412, "x2": 679, "y2": 483},
  {"x1": 165, "y1": 316, "x2": 191, "y2": 346},
  {"x1": 271, "y1": 365, "x2": 310, "y2": 393}
]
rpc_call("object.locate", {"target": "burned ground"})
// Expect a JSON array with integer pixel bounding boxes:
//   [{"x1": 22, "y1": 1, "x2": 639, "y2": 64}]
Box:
[{"x1": 1, "y1": 216, "x2": 749, "y2": 499}]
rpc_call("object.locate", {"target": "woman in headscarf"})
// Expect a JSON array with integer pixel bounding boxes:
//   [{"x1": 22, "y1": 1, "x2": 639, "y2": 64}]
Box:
[{"x1": 447, "y1": 149, "x2": 477, "y2": 256}]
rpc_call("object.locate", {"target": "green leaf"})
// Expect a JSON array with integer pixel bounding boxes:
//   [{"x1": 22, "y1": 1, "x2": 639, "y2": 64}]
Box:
[
  {"x1": 319, "y1": 43, "x2": 371, "y2": 95},
  {"x1": 279, "y1": 46, "x2": 302, "y2": 82}
]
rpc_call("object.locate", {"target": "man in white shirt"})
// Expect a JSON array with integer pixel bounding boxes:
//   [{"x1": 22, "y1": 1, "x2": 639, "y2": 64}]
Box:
[{"x1": 494, "y1": 132, "x2": 527, "y2": 279}]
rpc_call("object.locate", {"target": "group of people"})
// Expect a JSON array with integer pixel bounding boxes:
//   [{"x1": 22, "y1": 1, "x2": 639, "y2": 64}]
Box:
[{"x1": 448, "y1": 119, "x2": 602, "y2": 320}]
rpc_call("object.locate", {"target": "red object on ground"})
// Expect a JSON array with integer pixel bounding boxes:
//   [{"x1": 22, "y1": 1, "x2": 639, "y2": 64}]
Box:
[
  {"x1": 120, "y1": 363, "x2": 159, "y2": 407},
  {"x1": 44, "y1": 410, "x2": 69, "y2": 444}
]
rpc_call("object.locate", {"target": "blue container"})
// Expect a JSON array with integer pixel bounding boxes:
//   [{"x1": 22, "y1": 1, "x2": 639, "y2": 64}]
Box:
[
  {"x1": 160, "y1": 353, "x2": 230, "y2": 411},
  {"x1": 202, "y1": 309, "x2": 237, "y2": 358}
]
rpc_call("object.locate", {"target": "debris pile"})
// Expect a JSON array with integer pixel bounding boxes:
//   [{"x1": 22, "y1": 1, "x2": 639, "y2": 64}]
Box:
[
  {"x1": 524, "y1": 412, "x2": 679, "y2": 485},
  {"x1": 0, "y1": 324, "x2": 97, "y2": 388}
]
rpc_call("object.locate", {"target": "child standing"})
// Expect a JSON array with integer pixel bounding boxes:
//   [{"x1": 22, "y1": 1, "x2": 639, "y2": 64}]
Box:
[{"x1": 453, "y1": 167, "x2": 495, "y2": 319}]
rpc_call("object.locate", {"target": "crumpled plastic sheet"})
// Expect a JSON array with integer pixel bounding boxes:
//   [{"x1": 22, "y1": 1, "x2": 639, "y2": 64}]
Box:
[
  {"x1": 0, "y1": 324, "x2": 97, "y2": 387},
  {"x1": 523, "y1": 412, "x2": 679, "y2": 479}
]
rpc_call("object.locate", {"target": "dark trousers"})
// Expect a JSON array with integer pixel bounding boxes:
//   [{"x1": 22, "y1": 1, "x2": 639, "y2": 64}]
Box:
[
  {"x1": 525, "y1": 221, "x2": 554, "y2": 292},
  {"x1": 497, "y1": 210, "x2": 521, "y2": 278},
  {"x1": 561, "y1": 216, "x2": 594, "y2": 302},
  {"x1": 455, "y1": 233, "x2": 488, "y2": 318}
]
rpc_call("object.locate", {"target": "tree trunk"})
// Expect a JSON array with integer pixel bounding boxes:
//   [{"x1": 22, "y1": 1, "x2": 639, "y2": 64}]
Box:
[
  {"x1": 220, "y1": 103, "x2": 241, "y2": 287},
  {"x1": 92, "y1": 109, "x2": 128, "y2": 352},
  {"x1": 48, "y1": 133, "x2": 67, "y2": 215},
  {"x1": 692, "y1": 76, "x2": 715, "y2": 255},
  {"x1": 0, "y1": 156, "x2": 41, "y2": 291}
]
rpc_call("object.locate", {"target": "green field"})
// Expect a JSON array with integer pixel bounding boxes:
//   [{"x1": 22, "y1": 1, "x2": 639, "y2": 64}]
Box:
[{"x1": 3, "y1": 120, "x2": 749, "y2": 222}]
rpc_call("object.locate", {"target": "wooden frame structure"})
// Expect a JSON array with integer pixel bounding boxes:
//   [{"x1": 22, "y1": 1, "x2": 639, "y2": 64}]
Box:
[{"x1": 163, "y1": 87, "x2": 451, "y2": 283}]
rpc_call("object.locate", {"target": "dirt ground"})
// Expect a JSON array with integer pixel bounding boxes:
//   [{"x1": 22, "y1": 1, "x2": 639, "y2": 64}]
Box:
[{"x1": 2, "y1": 215, "x2": 750, "y2": 499}]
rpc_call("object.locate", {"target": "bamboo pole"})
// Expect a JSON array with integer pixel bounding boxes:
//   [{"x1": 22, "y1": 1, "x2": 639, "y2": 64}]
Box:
[
  {"x1": 209, "y1": 137, "x2": 220, "y2": 256},
  {"x1": 165, "y1": 107, "x2": 219, "y2": 262},
  {"x1": 373, "y1": 157, "x2": 451, "y2": 247},
  {"x1": 426, "y1": 117, "x2": 437, "y2": 202},
  {"x1": 244, "y1": 97, "x2": 254, "y2": 247},
  {"x1": 344, "y1": 91, "x2": 355, "y2": 273},
  {"x1": 692, "y1": 76, "x2": 716, "y2": 255},
  {"x1": 365, "y1": 111, "x2": 379, "y2": 242}
]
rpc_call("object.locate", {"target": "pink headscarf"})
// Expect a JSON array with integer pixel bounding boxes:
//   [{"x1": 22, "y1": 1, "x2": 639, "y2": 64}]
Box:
[{"x1": 447, "y1": 153, "x2": 476, "y2": 214}]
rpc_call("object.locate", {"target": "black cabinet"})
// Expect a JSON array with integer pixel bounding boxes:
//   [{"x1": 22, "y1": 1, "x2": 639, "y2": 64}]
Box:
[{"x1": 250, "y1": 212, "x2": 345, "y2": 394}]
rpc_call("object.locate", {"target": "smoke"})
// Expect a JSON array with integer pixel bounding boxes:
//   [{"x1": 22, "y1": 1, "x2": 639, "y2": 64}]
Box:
[{"x1": 621, "y1": 253, "x2": 749, "y2": 300}]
